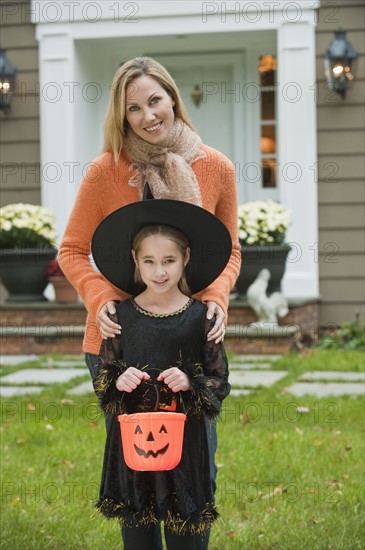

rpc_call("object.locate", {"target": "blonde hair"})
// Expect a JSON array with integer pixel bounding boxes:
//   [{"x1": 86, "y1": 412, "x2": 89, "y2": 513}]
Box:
[
  {"x1": 132, "y1": 224, "x2": 191, "y2": 296},
  {"x1": 103, "y1": 57, "x2": 194, "y2": 162}
]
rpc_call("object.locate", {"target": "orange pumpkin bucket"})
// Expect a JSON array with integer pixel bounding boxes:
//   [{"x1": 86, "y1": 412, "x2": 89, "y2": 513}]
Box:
[{"x1": 118, "y1": 411, "x2": 186, "y2": 471}]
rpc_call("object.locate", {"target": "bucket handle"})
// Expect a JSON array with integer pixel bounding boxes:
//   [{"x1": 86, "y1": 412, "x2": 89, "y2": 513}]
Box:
[
  {"x1": 145, "y1": 368, "x2": 187, "y2": 414},
  {"x1": 120, "y1": 366, "x2": 188, "y2": 414}
]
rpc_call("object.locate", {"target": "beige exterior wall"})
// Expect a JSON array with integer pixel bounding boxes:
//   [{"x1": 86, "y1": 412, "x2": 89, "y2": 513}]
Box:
[
  {"x1": 0, "y1": 0, "x2": 40, "y2": 206},
  {"x1": 316, "y1": 0, "x2": 365, "y2": 325}
]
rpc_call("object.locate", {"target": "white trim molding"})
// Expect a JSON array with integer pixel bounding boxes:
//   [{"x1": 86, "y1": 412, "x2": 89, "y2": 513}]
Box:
[{"x1": 277, "y1": 19, "x2": 319, "y2": 298}]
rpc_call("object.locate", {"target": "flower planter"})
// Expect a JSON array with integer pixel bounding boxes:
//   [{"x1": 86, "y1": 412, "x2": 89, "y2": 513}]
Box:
[
  {"x1": 236, "y1": 243, "x2": 291, "y2": 297},
  {"x1": 0, "y1": 203, "x2": 58, "y2": 302},
  {"x1": 0, "y1": 248, "x2": 57, "y2": 302},
  {"x1": 48, "y1": 277, "x2": 78, "y2": 304}
]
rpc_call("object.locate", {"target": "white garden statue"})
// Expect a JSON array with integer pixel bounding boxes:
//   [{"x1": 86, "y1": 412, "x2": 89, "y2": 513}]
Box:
[{"x1": 247, "y1": 268, "x2": 289, "y2": 326}]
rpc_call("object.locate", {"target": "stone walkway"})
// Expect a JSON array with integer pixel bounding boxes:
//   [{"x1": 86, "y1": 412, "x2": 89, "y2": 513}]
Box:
[
  {"x1": 0, "y1": 354, "x2": 364, "y2": 398},
  {"x1": 0, "y1": 355, "x2": 92, "y2": 398}
]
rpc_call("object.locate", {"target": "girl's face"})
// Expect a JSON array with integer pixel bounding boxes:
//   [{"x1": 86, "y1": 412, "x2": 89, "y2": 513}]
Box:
[
  {"x1": 132, "y1": 234, "x2": 189, "y2": 296},
  {"x1": 125, "y1": 75, "x2": 175, "y2": 144}
]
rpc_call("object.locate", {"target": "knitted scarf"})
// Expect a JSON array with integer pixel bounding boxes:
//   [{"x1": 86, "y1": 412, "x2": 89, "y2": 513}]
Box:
[{"x1": 124, "y1": 118, "x2": 205, "y2": 206}]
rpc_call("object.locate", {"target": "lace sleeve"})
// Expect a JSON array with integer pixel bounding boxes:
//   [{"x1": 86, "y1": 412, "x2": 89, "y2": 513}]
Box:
[
  {"x1": 100, "y1": 330, "x2": 123, "y2": 361},
  {"x1": 203, "y1": 317, "x2": 231, "y2": 398},
  {"x1": 182, "y1": 318, "x2": 231, "y2": 417},
  {"x1": 95, "y1": 313, "x2": 129, "y2": 415}
]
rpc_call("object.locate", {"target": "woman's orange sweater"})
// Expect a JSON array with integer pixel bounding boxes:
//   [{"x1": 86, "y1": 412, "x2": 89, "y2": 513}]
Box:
[{"x1": 58, "y1": 144, "x2": 241, "y2": 354}]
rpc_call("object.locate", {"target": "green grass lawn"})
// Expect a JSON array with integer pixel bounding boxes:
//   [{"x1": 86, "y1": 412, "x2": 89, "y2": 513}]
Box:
[{"x1": 1, "y1": 350, "x2": 364, "y2": 549}]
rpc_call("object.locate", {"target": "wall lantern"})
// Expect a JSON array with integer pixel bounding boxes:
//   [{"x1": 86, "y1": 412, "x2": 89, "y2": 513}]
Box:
[
  {"x1": 322, "y1": 30, "x2": 358, "y2": 98},
  {"x1": 191, "y1": 84, "x2": 203, "y2": 107},
  {"x1": 0, "y1": 49, "x2": 17, "y2": 113}
]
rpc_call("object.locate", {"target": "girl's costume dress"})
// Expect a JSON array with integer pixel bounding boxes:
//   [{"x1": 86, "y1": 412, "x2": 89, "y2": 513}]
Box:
[{"x1": 95, "y1": 297, "x2": 230, "y2": 535}]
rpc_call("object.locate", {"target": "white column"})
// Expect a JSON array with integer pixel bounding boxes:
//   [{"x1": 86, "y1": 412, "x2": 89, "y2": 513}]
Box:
[
  {"x1": 37, "y1": 32, "x2": 76, "y2": 246},
  {"x1": 277, "y1": 20, "x2": 319, "y2": 298}
]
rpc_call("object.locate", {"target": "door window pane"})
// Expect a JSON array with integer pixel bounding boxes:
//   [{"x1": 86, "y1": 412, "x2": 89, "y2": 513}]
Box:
[
  {"x1": 259, "y1": 55, "x2": 277, "y2": 86},
  {"x1": 261, "y1": 91, "x2": 275, "y2": 120},
  {"x1": 259, "y1": 55, "x2": 277, "y2": 188}
]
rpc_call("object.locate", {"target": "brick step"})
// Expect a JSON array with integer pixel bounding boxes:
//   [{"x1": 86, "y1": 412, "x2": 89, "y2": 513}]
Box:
[
  {"x1": 0, "y1": 298, "x2": 319, "y2": 355},
  {"x1": 1, "y1": 324, "x2": 298, "y2": 355},
  {"x1": 225, "y1": 323, "x2": 300, "y2": 354},
  {"x1": 0, "y1": 325, "x2": 84, "y2": 355},
  {"x1": 0, "y1": 325, "x2": 85, "y2": 337},
  {"x1": 0, "y1": 302, "x2": 87, "y2": 325}
]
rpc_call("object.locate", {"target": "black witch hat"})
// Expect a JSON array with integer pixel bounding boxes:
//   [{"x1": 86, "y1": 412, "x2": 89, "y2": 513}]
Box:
[{"x1": 91, "y1": 184, "x2": 232, "y2": 295}]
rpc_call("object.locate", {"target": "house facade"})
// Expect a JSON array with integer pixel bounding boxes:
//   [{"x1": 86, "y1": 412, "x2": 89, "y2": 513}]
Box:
[{"x1": 1, "y1": 0, "x2": 364, "y2": 327}]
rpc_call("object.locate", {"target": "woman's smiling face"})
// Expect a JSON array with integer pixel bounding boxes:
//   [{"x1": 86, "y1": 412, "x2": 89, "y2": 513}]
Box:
[{"x1": 125, "y1": 74, "x2": 175, "y2": 144}]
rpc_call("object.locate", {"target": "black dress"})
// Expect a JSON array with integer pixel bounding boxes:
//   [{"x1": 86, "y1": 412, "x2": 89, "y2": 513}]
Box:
[{"x1": 95, "y1": 298, "x2": 230, "y2": 536}]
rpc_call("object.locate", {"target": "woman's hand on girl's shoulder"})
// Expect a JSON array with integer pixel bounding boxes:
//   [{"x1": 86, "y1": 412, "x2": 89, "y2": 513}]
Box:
[
  {"x1": 206, "y1": 301, "x2": 226, "y2": 343},
  {"x1": 98, "y1": 301, "x2": 121, "y2": 339},
  {"x1": 116, "y1": 367, "x2": 150, "y2": 392}
]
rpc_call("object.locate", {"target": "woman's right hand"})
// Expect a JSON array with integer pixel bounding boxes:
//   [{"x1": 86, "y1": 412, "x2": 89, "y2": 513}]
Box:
[
  {"x1": 116, "y1": 367, "x2": 151, "y2": 392},
  {"x1": 97, "y1": 301, "x2": 121, "y2": 339}
]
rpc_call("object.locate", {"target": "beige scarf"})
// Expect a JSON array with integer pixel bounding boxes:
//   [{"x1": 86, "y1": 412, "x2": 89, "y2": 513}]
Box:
[{"x1": 125, "y1": 118, "x2": 205, "y2": 206}]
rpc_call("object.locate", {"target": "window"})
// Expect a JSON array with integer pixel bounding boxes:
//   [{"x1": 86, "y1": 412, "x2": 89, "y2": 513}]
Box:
[{"x1": 259, "y1": 55, "x2": 277, "y2": 188}]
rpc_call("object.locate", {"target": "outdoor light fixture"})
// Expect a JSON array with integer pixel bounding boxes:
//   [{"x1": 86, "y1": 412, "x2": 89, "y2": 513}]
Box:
[
  {"x1": 191, "y1": 85, "x2": 203, "y2": 107},
  {"x1": 0, "y1": 48, "x2": 17, "y2": 113},
  {"x1": 322, "y1": 30, "x2": 358, "y2": 98}
]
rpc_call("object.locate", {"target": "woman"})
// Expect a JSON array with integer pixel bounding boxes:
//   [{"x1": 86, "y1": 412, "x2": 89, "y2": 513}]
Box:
[{"x1": 58, "y1": 56, "x2": 241, "y2": 381}]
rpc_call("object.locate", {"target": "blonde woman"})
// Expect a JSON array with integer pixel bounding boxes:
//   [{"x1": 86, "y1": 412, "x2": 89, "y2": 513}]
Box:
[{"x1": 59, "y1": 56, "x2": 240, "y2": 382}]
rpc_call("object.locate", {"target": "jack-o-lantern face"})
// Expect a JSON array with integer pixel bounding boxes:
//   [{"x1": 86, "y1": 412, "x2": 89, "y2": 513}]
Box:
[
  {"x1": 118, "y1": 412, "x2": 186, "y2": 471},
  {"x1": 133, "y1": 423, "x2": 169, "y2": 458}
]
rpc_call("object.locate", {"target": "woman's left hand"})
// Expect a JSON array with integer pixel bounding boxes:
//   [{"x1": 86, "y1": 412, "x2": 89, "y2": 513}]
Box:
[
  {"x1": 157, "y1": 368, "x2": 192, "y2": 392},
  {"x1": 206, "y1": 301, "x2": 226, "y2": 343}
]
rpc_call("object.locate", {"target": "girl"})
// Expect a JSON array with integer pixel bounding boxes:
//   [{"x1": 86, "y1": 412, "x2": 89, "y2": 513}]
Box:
[{"x1": 92, "y1": 197, "x2": 232, "y2": 550}]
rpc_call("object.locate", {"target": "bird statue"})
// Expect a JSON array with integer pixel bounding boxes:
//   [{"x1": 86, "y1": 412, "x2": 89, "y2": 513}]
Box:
[{"x1": 246, "y1": 268, "x2": 289, "y2": 326}]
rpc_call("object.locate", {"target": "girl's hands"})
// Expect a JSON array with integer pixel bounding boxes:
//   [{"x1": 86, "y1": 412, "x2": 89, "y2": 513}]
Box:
[
  {"x1": 157, "y1": 368, "x2": 192, "y2": 392},
  {"x1": 116, "y1": 367, "x2": 190, "y2": 394},
  {"x1": 98, "y1": 301, "x2": 121, "y2": 339},
  {"x1": 206, "y1": 301, "x2": 226, "y2": 343},
  {"x1": 116, "y1": 367, "x2": 150, "y2": 392}
]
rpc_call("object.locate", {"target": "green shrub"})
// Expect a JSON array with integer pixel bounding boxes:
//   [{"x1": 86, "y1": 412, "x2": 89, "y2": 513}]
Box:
[{"x1": 319, "y1": 316, "x2": 365, "y2": 351}]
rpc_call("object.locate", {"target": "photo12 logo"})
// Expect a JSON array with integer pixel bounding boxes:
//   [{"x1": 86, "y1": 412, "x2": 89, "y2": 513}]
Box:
[
  {"x1": 1, "y1": 2, "x2": 140, "y2": 24},
  {"x1": 201, "y1": 2, "x2": 340, "y2": 25}
]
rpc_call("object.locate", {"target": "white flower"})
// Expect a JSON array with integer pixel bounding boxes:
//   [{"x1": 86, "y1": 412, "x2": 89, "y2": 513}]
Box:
[
  {"x1": 2, "y1": 221, "x2": 12, "y2": 231},
  {"x1": 0, "y1": 203, "x2": 57, "y2": 248},
  {"x1": 239, "y1": 229, "x2": 247, "y2": 240},
  {"x1": 238, "y1": 200, "x2": 291, "y2": 245}
]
